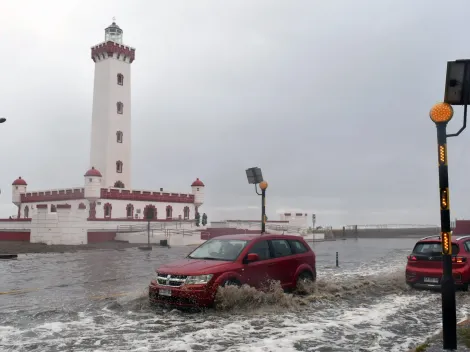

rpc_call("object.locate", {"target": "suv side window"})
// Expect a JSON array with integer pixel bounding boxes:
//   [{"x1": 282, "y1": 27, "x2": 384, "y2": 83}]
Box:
[
  {"x1": 271, "y1": 239, "x2": 293, "y2": 258},
  {"x1": 248, "y1": 240, "x2": 271, "y2": 260},
  {"x1": 464, "y1": 241, "x2": 470, "y2": 252},
  {"x1": 288, "y1": 240, "x2": 309, "y2": 254}
]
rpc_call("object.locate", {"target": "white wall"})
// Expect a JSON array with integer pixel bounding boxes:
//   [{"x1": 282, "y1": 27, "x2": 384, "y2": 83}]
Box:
[
  {"x1": 0, "y1": 221, "x2": 31, "y2": 230},
  {"x1": 20, "y1": 200, "x2": 85, "y2": 218},
  {"x1": 93, "y1": 199, "x2": 196, "y2": 220},
  {"x1": 30, "y1": 206, "x2": 88, "y2": 245},
  {"x1": 116, "y1": 230, "x2": 203, "y2": 246}
]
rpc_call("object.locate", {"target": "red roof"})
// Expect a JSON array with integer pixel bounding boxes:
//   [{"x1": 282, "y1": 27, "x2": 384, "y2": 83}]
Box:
[
  {"x1": 84, "y1": 167, "x2": 102, "y2": 177},
  {"x1": 12, "y1": 177, "x2": 27, "y2": 186},
  {"x1": 191, "y1": 178, "x2": 205, "y2": 187}
]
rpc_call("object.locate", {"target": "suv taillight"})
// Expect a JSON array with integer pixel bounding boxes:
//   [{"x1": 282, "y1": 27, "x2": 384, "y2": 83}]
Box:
[
  {"x1": 452, "y1": 256, "x2": 467, "y2": 263},
  {"x1": 407, "y1": 255, "x2": 417, "y2": 261}
]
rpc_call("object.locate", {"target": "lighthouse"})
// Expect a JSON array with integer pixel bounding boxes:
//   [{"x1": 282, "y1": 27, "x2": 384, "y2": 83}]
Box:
[
  {"x1": 0, "y1": 21, "x2": 207, "y2": 246},
  {"x1": 89, "y1": 21, "x2": 135, "y2": 189}
]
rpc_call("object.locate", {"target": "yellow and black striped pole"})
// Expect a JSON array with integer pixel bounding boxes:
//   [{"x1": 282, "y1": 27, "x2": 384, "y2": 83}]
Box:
[
  {"x1": 259, "y1": 181, "x2": 268, "y2": 234},
  {"x1": 430, "y1": 102, "x2": 456, "y2": 350}
]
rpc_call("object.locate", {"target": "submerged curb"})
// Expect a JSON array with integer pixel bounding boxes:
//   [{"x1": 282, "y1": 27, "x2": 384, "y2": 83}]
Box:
[
  {"x1": 0, "y1": 254, "x2": 18, "y2": 260},
  {"x1": 409, "y1": 318, "x2": 470, "y2": 352}
]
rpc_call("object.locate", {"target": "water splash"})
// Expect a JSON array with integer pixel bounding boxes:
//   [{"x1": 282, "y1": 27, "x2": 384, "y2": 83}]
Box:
[{"x1": 213, "y1": 269, "x2": 412, "y2": 312}]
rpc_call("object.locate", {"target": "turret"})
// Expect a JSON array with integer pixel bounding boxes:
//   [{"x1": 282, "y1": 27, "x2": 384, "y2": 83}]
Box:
[
  {"x1": 12, "y1": 177, "x2": 27, "y2": 206},
  {"x1": 191, "y1": 178, "x2": 205, "y2": 208},
  {"x1": 84, "y1": 167, "x2": 102, "y2": 201}
]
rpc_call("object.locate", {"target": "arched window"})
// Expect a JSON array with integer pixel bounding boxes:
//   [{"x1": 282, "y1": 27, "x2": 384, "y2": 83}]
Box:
[
  {"x1": 126, "y1": 204, "x2": 134, "y2": 218},
  {"x1": 88, "y1": 201, "x2": 96, "y2": 219},
  {"x1": 117, "y1": 102, "x2": 123, "y2": 114},
  {"x1": 166, "y1": 205, "x2": 173, "y2": 219},
  {"x1": 24, "y1": 206, "x2": 29, "y2": 218},
  {"x1": 144, "y1": 205, "x2": 157, "y2": 220},
  {"x1": 51, "y1": 204, "x2": 57, "y2": 212},
  {"x1": 117, "y1": 73, "x2": 124, "y2": 86},
  {"x1": 116, "y1": 131, "x2": 123, "y2": 143},
  {"x1": 116, "y1": 161, "x2": 123, "y2": 173},
  {"x1": 183, "y1": 206, "x2": 190, "y2": 220},
  {"x1": 114, "y1": 180, "x2": 125, "y2": 188},
  {"x1": 104, "y1": 203, "x2": 112, "y2": 218}
]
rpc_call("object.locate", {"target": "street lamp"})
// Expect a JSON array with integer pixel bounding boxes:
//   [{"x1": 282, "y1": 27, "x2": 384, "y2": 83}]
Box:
[
  {"x1": 429, "y1": 59, "x2": 470, "y2": 350},
  {"x1": 139, "y1": 207, "x2": 154, "y2": 251},
  {"x1": 245, "y1": 167, "x2": 268, "y2": 234}
]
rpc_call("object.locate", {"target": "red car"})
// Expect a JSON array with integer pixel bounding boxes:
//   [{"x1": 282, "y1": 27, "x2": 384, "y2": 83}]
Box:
[
  {"x1": 406, "y1": 234, "x2": 470, "y2": 291},
  {"x1": 149, "y1": 233, "x2": 316, "y2": 308}
]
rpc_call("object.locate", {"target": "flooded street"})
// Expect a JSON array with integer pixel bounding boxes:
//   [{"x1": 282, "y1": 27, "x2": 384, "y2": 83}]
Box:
[{"x1": 1, "y1": 238, "x2": 469, "y2": 351}]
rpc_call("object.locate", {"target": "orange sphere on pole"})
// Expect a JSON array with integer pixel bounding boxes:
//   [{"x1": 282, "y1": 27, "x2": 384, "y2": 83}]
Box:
[
  {"x1": 429, "y1": 102, "x2": 454, "y2": 124},
  {"x1": 259, "y1": 181, "x2": 268, "y2": 190}
]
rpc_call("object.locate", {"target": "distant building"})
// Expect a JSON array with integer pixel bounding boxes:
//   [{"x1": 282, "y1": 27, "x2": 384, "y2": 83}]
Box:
[
  {"x1": 0, "y1": 22, "x2": 205, "y2": 245},
  {"x1": 279, "y1": 211, "x2": 309, "y2": 228}
]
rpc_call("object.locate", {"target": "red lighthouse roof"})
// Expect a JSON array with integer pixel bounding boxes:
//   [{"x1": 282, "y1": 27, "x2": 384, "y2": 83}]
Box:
[
  {"x1": 191, "y1": 178, "x2": 205, "y2": 187},
  {"x1": 84, "y1": 167, "x2": 102, "y2": 177},
  {"x1": 12, "y1": 177, "x2": 27, "y2": 186}
]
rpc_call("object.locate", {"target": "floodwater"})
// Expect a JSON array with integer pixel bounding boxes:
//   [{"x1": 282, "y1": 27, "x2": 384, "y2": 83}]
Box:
[{"x1": 1, "y1": 238, "x2": 469, "y2": 352}]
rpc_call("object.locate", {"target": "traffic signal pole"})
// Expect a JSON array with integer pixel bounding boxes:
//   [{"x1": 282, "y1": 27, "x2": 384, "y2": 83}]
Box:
[{"x1": 436, "y1": 122, "x2": 457, "y2": 350}]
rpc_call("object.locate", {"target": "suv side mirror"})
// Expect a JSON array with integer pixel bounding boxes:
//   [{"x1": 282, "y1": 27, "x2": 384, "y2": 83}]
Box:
[{"x1": 246, "y1": 253, "x2": 259, "y2": 263}]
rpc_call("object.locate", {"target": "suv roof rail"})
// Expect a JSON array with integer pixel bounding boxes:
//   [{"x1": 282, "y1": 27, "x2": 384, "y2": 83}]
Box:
[
  {"x1": 419, "y1": 235, "x2": 441, "y2": 241},
  {"x1": 456, "y1": 235, "x2": 470, "y2": 241}
]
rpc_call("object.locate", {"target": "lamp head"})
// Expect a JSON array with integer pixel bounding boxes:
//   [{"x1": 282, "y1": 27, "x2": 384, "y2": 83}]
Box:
[{"x1": 429, "y1": 102, "x2": 453, "y2": 124}]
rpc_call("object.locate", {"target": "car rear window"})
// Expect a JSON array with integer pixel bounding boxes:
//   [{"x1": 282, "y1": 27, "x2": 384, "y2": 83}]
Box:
[
  {"x1": 288, "y1": 240, "x2": 309, "y2": 254},
  {"x1": 413, "y1": 241, "x2": 459, "y2": 255},
  {"x1": 271, "y1": 239, "x2": 293, "y2": 257}
]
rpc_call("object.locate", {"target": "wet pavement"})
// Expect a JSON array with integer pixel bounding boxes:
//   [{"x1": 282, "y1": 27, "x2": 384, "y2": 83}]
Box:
[{"x1": 1, "y1": 238, "x2": 469, "y2": 351}]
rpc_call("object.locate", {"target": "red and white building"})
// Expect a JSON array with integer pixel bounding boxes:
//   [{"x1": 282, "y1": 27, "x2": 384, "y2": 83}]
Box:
[{"x1": 0, "y1": 22, "x2": 205, "y2": 246}]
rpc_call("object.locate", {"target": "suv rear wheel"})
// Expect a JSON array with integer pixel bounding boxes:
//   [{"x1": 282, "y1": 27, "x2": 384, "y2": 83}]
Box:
[{"x1": 296, "y1": 270, "x2": 315, "y2": 295}]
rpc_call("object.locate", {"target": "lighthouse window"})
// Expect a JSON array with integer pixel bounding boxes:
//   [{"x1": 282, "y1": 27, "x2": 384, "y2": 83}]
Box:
[
  {"x1": 117, "y1": 73, "x2": 124, "y2": 86},
  {"x1": 116, "y1": 161, "x2": 123, "y2": 173},
  {"x1": 117, "y1": 102, "x2": 123, "y2": 114},
  {"x1": 116, "y1": 131, "x2": 123, "y2": 143}
]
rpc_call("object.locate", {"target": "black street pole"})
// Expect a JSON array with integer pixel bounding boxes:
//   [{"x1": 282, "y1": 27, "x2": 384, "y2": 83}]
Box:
[
  {"x1": 261, "y1": 188, "x2": 266, "y2": 234},
  {"x1": 147, "y1": 219, "x2": 150, "y2": 249},
  {"x1": 436, "y1": 122, "x2": 457, "y2": 350}
]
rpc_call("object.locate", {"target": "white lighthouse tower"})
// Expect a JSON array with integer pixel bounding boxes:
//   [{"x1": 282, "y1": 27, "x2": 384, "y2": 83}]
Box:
[{"x1": 89, "y1": 21, "x2": 135, "y2": 189}]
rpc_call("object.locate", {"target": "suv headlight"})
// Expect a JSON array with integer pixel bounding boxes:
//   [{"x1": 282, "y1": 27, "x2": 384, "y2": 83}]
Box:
[{"x1": 185, "y1": 274, "x2": 213, "y2": 285}]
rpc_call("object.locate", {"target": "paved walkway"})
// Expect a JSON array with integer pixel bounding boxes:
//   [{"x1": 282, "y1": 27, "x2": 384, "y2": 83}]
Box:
[{"x1": 410, "y1": 319, "x2": 470, "y2": 351}]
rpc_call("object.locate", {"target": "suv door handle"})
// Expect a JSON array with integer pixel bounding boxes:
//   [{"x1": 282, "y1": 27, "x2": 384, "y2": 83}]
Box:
[{"x1": 267, "y1": 263, "x2": 276, "y2": 267}]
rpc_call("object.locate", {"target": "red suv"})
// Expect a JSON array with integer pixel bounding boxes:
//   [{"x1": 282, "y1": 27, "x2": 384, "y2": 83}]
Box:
[
  {"x1": 149, "y1": 233, "x2": 316, "y2": 308},
  {"x1": 405, "y1": 235, "x2": 470, "y2": 291}
]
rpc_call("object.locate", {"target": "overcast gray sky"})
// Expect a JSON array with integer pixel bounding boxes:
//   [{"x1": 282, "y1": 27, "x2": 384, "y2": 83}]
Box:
[{"x1": 2, "y1": 0, "x2": 470, "y2": 227}]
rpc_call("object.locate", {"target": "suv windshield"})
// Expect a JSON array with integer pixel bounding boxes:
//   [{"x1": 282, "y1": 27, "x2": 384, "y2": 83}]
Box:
[
  {"x1": 413, "y1": 241, "x2": 459, "y2": 255},
  {"x1": 188, "y1": 239, "x2": 249, "y2": 261}
]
